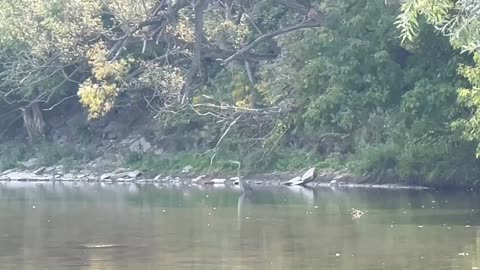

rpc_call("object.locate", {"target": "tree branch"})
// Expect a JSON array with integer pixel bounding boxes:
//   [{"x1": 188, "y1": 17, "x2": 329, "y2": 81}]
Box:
[{"x1": 222, "y1": 21, "x2": 323, "y2": 65}]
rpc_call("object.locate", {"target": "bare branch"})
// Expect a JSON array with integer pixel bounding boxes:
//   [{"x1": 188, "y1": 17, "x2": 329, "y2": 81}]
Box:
[
  {"x1": 204, "y1": 115, "x2": 242, "y2": 166},
  {"x1": 222, "y1": 21, "x2": 323, "y2": 65}
]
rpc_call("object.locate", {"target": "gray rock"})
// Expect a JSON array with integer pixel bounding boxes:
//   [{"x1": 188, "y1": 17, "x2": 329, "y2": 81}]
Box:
[
  {"x1": 113, "y1": 167, "x2": 128, "y2": 174},
  {"x1": 115, "y1": 170, "x2": 142, "y2": 179},
  {"x1": 44, "y1": 166, "x2": 56, "y2": 173},
  {"x1": 211, "y1": 178, "x2": 226, "y2": 184},
  {"x1": 100, "y1": 173, "x2": 114, "y2": 180},
  {"x1": 203, "y1": 178, "x2": 227, "y2": 185},
  {"x1": 128, "y1": 137, "x2": 152, "y2": 153},
  {"x1": 116, "y1": 178, "x2": 133, "y2": 182},
  {"x1": 4, "y1": 172, "x2": 50, "y2": 181},
  {"x1": 33, "y1": 167, "x2": 46, "y2": 175},
  {"x1": 64, "y1": 173, "x2": 76, "y2": 179},
  {"x1": 103, "y1": 121, "x2": 124, "y2": 140},
  {"x1": 1, "y1": 168, "x2": 16, "y2": 175},
  {"x1": 20, "y1": 158, "x2": 39, "y2": 169},
  {"x1": 182, "y1": 165, "x2": 193, "y2": 173},
  {"x1": 192, "y1": 175, "x2": 206, "y2": 183},
  {"x1": 301, "y1": 167, "x2": 316, "y2": 184},
  {"x1": 283, "y1": 176, "x2": 303, "y2": 186}
]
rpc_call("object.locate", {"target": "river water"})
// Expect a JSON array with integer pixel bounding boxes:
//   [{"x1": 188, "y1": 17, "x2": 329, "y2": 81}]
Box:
[{"x1": 0, "y1": 182, "x2": 479, "y2": 270}]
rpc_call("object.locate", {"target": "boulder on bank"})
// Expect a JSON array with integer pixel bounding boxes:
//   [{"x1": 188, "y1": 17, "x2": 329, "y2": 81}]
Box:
[
  {"x1": 282, "y1": 176, "x2": 303, "y2": 186},
  {"x1": 301, "y1": 167, "x2": 316, "y2": 184},
  {"x1": 283, "y1": 168, "x2": 316, "y2": 186},
  {"x1": 2, "y1": 172, "x2": 50, "y2": 181}
]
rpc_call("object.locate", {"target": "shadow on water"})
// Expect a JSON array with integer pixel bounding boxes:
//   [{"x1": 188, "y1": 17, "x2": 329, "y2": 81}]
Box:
[{"x1": 1, "y1": 182, "x2": 480, "y2": 269}]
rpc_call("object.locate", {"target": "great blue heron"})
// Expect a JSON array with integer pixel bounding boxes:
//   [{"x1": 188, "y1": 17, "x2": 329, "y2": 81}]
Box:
[{"x1": 228, "y1": 160, "x2": 253, "y2": 193}]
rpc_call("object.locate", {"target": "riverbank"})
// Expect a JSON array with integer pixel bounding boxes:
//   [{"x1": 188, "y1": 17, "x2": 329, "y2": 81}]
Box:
[{"x1": 0, "y1": 164, "x2": 430, "y2": 190}]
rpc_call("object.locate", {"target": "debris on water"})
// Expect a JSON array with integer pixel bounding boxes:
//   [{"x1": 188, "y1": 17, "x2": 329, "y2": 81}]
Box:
[
  {"x1": 47, "y1": 220, "x2": 51, "y2": 223},
  {"x1": 162, "y1": 209, "x2": 166, "y2": 213},
  {"x1": 335, "y1": 253, "x2": 340, "y2": 257},
  {"x1": 418, "y1": 225, "x2": 424, "y2": 228},
  {"x1": 448, "y1": 227, "x2": 451, "y2": 229},
  {"x1": 432, "y1": 201, "x2": 436, "y2": 203},
  {"x1": 351, "y1": 208, "x2": 365, "y2": 219},
  {"x1": 213, "y1": 207, "x2": 216, "y2": 210},
  {"x1": 390, "y1": 225, "x2": 394, "y2": 228},
  {"x1": 466, "y1": 225, "x2": 471, "y2": 228},
  {"x1": 421, "y1": 206, "x2": 425, "y2": 208},
  {"x1": 403, "y1": 211, "x2": 407, "y2": 214},
  {"x1": 205, "y1": 195, "x2": 209, "y2": 198},
  {"x1": 458, "y1": 252, "x2": 469, "y2": 256},
  {"x1": 81, "y1": 244, "x2": 121, "y2": 249},
  {"x1": 314, "y1": 206, "x2": 319, "y2": 209},
  {"x1": 245, "y1": 216, "x2": 250, "y2": 219},
  {"x1": 32, "y1": 205, "x2": 36, "y2": 209},
  {"x1": 472, "y1": 267, "x2": 478, "y2": 270}
]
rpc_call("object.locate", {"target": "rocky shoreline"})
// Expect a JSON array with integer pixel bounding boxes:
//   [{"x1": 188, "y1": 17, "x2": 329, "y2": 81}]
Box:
[{"x1": 0, "y1": 162, "x2": 429, "y2": 190}]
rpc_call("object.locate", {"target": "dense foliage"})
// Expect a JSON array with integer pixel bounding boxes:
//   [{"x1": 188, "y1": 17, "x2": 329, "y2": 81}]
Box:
[{"x1": 0, "y1": 0, "x2": 479, "y2": 187}]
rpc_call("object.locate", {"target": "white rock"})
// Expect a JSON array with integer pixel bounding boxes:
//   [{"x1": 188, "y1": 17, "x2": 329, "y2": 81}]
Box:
[
  {"x1": 5, "y1": 172, "x2": 50, "y2": 181},
  {"x1": 1, "y1": 168, "x2": 15, "y2": 175},
  {"x1": 203, "y1": 178, "x2": 227, "y2": 185},
  {"x1": 154, "y1": 174, "x2": 163, "y2": 181},
  {"x1": 123, "y1": 170, "x2": 142, "y2": 178},
  {"x1": 301, "y1": 167, "x2": 316, "y2": 184},
  {"x1": 211, "y1": 178, "x2": 226, "y2": 184},
  {"x1": 283, "y1": 176, "x2": 302, "y2": 186},
  {"x1": 192, "y1": 175, "x2": 206, "y2": 183},
  {"x1": 33, "y1": 167, "x2": 46, "y2": 175}
]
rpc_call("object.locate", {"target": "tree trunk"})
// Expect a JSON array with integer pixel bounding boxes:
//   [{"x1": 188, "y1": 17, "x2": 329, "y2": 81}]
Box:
[{"x1": 22, "y1": 102, "x2": 45, "y2": 139}]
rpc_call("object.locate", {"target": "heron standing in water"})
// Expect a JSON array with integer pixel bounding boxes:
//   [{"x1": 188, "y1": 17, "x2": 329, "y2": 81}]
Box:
[{"x1": 228, "y1": 160, "x2": 253, "y2": 193}]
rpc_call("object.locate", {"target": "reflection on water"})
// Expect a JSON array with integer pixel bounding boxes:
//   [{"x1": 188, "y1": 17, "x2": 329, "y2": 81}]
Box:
[{"x1": 0, "y1": 182, "x2": 480, "y2": 269}]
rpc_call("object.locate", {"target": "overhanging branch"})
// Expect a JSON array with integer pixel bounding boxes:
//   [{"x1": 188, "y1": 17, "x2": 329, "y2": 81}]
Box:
[{"x1": 222, "y1": 21, "x2": 323, "y2": 65}]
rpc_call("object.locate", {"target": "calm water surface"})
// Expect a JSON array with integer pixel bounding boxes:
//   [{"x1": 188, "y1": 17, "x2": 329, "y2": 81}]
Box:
[{"x1": 0, "y1": 182, "x2": 480, "y2": 270}]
